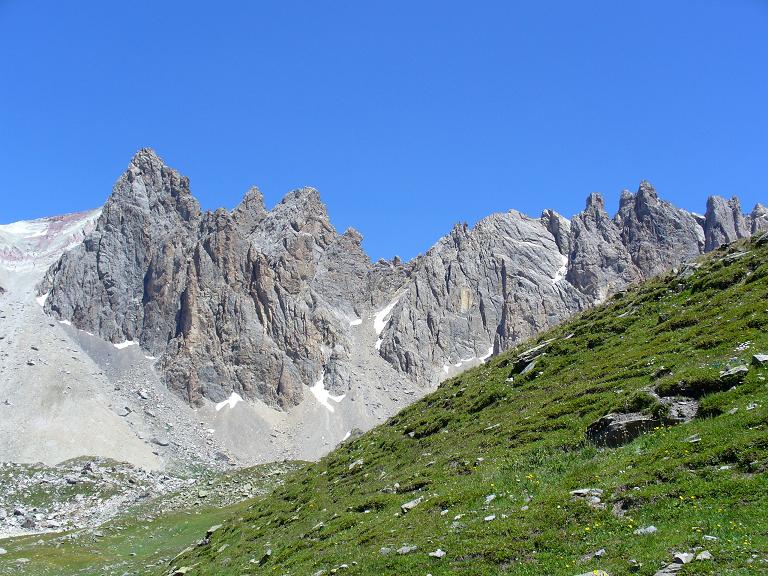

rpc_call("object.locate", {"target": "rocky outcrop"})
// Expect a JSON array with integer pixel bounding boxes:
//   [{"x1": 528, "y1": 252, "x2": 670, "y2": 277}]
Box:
[
  {"x1": 586, "y1": 412, "x2": 659, "y2": 447},
  {"x1": 41, "y1": 150, "x2": 375, "y2": 407},
  {"x1": 614, "y1": 181, "x2": 704, "y2": 277},
  {"x1": 37, "y1": 149, "x2": 764, "y2": 409},
  {"x1": 704, "y1": 195, "x2": 749, "y2": 251},
  {"x1": 378, "y1": 212, "x2": 588, "y2": 380},
  {"x1": 749, "y1": 203, "x2": 768, "y2": 234},
  {"x1": 566, "y1": 193, "x2": 640, "y2": 303}
]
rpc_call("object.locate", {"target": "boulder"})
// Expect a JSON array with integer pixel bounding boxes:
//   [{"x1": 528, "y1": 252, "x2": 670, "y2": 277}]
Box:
[
  {"x1": 400, "y1": 497, "x2": 422, "y2": 513},
  {"x1": 720, "y1": 365, "x2": 749, "y2": 382},
  {"x1": 586, "y1": 412, "x2": 659, "y2": 447}
]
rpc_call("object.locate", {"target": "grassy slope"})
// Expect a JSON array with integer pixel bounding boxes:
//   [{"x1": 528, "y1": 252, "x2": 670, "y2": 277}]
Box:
[
  {"x1": 0, "y1": 463, "x2": 301, "y2": 576},
  {"x1": 167, "y1": 236, "x2": 768, "y2": 576}
]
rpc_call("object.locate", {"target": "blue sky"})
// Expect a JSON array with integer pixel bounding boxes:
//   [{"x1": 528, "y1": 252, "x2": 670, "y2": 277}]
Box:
[{"x1": 1, "y1": 1, "x2": 766, "y2": 261}]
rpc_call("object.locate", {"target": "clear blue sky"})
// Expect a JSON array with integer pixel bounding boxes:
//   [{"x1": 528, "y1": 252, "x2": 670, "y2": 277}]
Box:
[{"x1": 1, "y1": 1, "x2": 766, "y2": 261}]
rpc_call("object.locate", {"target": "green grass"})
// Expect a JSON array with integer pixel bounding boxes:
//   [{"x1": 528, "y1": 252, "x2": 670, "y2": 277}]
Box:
[
  {"x1": 3, "y1": 237, "x2": 767, "y2": 575},
  {"x1": 163, "y1": 237, "x2": 768, "y2": 575},
  {"x1": 0, "y1": 463, "x2": 300, "y2": 576}
]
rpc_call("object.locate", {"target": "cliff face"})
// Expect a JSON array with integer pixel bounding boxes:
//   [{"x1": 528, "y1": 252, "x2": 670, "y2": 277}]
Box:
[
  {"x1": 40, "y1": 150, "x2": 378, "y2": 407},
  {"x1": 38, "y1": 149, "x2": 764, "y2": 408}
]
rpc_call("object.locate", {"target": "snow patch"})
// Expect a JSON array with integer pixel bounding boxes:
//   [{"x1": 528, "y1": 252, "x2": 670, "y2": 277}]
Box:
[
  {"x1": 113, "y1": 340, "x2": 137, "y2": 350},
  {"x1": 215, "y1": 392, "x2": 243, "y2": 412},
  {"x1": 373, "y1": 296, "x2": 401, "y2": 335},
  {"x1": 35, "y1": 292, "x2": 49, "y2": 307},
  {"x1": 145, "y1": 355, "x2": 156, "y2": 360},
  {"x1": 453, "y1": 356, "x2": 475, "y2": 368},
  {"x1": 0, "y1": 220, "x2": 48, "y2": 238},
  {"x1": 349, "y1": 318, "x2": 362, "y2": 326},
  {"x1": 342, "y1": 431, "x2": 351, "y2": 441},
  {"x1": 310, "y1": 373, "x2": 346, "y2": 413},
  {"x1": 58, "y1": 320, "x2": 72, "y2": 326},
  {"x1": 552, "y1": 253, "x2": 568, "y2": 284},
  {"x1": 446, "y1": 347, "x2": 493, "y2": 371},
  {"x1": 375, "y1": 338, "x2": 383, "y2": 350}
]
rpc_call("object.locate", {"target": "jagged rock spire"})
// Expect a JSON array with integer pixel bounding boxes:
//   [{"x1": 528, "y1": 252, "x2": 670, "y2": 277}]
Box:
[
  {"x1": 614, "y1": 181, "x2": 703, "y2": 277},
  {"x1": 704, "y1": 195, "x2": 749, "y2": 251},
  {"x1": 750, "y1": 203, "x2": 768, "y2": 234},
  {"x1": 232, "y1": 186, "x2": 266, "y2": 234}
]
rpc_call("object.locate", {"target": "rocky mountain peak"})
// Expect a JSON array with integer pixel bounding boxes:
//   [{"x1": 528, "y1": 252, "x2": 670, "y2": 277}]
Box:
[
  {"x1": 237, "y1": 186, "x2": 266, "y2": 213},
  {"x1": 567, "y1": 192, "x2": 639, "y2": 302},
  {"x1": 107, "y1": 148, "x2": 201, "y2": 227},
  {"x1": 619, "y1": 188, "x2": 634, "y2": 207},
  {"x1": 232, "y1": 186, "x2": 266, "y2": 234},
  {"x1": 278, "y1": 186, "x2": 326, "y2": 213},
  {"x1": 750, "y1": 203, "x2": 768, "y2": 234},
  {"x1": 704, "y1": 195, "x2": 749, "y2": 251},
  {"x1": 613, "y1": 182, "x2": 703, "y2": 277},
  {"x1": 342, "y1": 227, "x2": 363, "y2": 244},
  {"x1": 637, "y1": 180, "x2": 658, "y2": 201},
  {"x1": 585, "y1": 192, "x2": 607, "y2": 213},
  {"x1": 616, "y1": 181, "x2": 660, "y2": 220},
  {"x1": 128, "y1": 146, "x2": 164, "y2": 171},
  {"x1": 253, "y1": 187, "x2": 336, "y2": 257}
]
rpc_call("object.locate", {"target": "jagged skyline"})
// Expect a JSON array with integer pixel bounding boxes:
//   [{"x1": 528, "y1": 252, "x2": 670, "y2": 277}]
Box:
[
  {"x1": 2, "y1": 2, "x2": 766, "y2": 260},
  {"x1": 35, "y1": 148, "x2": 767, "y2": 412},
  {"x1": 3, "y1": 148, "x2": 765, "y2": 267}
]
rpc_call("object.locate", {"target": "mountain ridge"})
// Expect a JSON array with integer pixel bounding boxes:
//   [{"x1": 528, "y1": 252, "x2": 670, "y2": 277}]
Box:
[{"x1": 34, "y1": 149, "x2": 768, "y2": 416}]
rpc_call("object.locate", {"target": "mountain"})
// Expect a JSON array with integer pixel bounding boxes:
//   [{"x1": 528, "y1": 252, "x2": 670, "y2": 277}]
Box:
[
  {"x1": 37, "y1": 149, "x2": 766, "y2": 412},
  {"x1": 160, "y1": 233, "x2": 768, "y2": 575},
  {"x1": 2, "y1": 148, "x2": 765, "y2": 471},
  {"x1": 4, "y1": 230, "x2": 766, "y2": 575}
]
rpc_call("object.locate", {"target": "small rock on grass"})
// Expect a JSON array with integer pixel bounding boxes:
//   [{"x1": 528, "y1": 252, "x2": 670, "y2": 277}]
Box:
[
  {"x1": 428, "y1": 549, "x2": 446, "y2": 558},
  {"x1": 348, "y1": 458, "x2": 364, "y2": 471},
  {"x1": 673, "y1": 552, "x2": 694, "y2": 564},
  {"x1": 400, "y1": 497, "x2": 422, "y2": 513},
  {"x1": 652, "y1": 564, "x2": 682, "y2": 576},
  {"x1": 633, "y1": 525, "x2": 658, "y2": 535},
  {"x1": 719, "y1": 365, "x2": 748, "y2": 380},
  {"x1": 581, "y1": 548, "x2": 606, "y2": 561}
]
